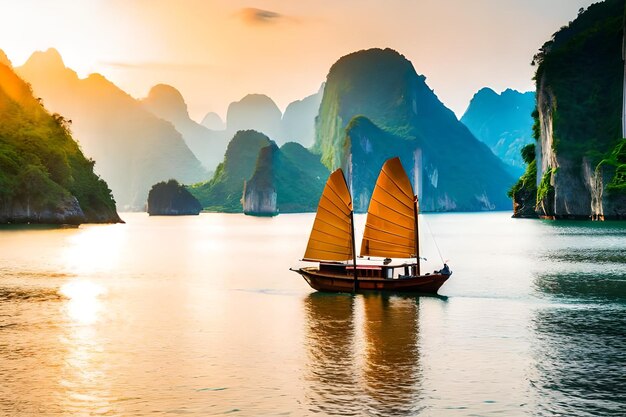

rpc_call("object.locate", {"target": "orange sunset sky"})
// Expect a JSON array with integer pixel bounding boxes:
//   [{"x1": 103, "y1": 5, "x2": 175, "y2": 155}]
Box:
[{"x1": 1, "y1": 0, "x2": 596, "y2": 121}]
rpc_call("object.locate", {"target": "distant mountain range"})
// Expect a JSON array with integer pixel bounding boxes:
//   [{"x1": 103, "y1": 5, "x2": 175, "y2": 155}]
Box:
[
  {"x1": 190, "y1": 48, "x2": 524, "y2": 215},
  {"x1": 224, "y1": 89, "x2": 322, "y2": 148},
  {"x1": 141, "y1": 86, "x2": 323, "y2": 172},
  {"x1": 17, "y1": 48, "x2": 207, "y2": 211},
  {"x1": 201, "y1": 112, "x2": 225, "y2": 130},
  {"x1": 140, "y1": 84, "x2": 228, "y2": 170},
  {"x1": 7, "y1": 47, "x2": 537, "y2": 215},
  {"x1": 461, "y1": 88, "x2": 535, "y2": 176}
]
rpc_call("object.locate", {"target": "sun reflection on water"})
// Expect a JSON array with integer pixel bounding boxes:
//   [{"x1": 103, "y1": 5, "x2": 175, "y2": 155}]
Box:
[
  {"x1": 62, "y1": 224, "x2": 125, "y2": 275},
  {"x1": 58, "y1": 279, "x2": 112, "y2": 414},
  {"x1": 60, "y1": 280, "x2": 106, "y2": 326}
]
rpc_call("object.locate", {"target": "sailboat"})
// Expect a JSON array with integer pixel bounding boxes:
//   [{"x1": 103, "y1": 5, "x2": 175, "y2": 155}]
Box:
[{"x1": 291, "y1": 157, "x2": 451, "y2": 294}]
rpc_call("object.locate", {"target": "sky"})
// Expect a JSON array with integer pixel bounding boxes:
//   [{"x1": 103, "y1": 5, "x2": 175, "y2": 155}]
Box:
[{"x1": 0, "y1": 0, "x2": 597, "y2": 121}]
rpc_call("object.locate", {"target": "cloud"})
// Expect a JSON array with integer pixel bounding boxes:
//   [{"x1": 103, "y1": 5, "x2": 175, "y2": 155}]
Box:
[{"x1": 237, "y1": 7, "x2": 286, "y2": 25}]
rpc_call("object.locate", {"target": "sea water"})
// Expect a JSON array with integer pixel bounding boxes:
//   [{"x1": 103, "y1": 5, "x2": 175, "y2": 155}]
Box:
[{"x1": 0, "y1": 212, "x2": 624, "y2": 416}]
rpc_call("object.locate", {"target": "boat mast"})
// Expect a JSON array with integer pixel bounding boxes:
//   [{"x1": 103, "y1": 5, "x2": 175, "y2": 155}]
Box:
[
  {"x1": 413, "y1": 196, "x2": 421, "y2": 276},
  {"x1": 350, "y1": 210, "x2": 358, "y2": 291}
]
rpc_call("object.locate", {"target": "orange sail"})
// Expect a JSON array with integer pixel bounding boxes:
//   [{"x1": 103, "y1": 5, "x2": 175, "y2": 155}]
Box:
[
  {"x1": 360, "y1": 157, "x2": 417, "y2": 258},
  {"x1": 303, "y1": 168, "x2": 354, "y2": 262}
]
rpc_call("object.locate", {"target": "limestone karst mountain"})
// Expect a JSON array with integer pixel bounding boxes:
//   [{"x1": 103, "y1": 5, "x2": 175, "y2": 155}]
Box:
[
  {"x1": 189, "y1": 129, "x2": 328, "y2": 214},
  {"x1": 17, "y1": 48, "x2": 206, "y2": 211},
  {"x1": 314, "y1": 47, "x2": 514, "y2": 212},
  {"x1": 188, "y1": 130, "x2": 272, "y2": 212},
  {"x1": 511, "y1": 0, "x2": 626, "y2": 219},
  {"x1": 243, "y1": 141, "x2": 328, "y2": 215},
  {"x1": 226, "y1": 94, "x2": 283, "y2": 143}
]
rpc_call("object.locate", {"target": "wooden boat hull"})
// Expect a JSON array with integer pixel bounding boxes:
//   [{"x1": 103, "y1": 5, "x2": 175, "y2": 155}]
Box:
[{"x1": 293, "y1": 267, "x2": 450, "y2": 294}]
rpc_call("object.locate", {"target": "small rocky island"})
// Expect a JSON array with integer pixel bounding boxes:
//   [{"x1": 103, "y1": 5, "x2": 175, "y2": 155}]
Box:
[{"x1": 147, "y1": 179, "x2": 202, "y2": 215}]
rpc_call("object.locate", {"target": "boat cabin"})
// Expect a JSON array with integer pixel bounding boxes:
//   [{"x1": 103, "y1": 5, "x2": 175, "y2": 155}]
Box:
[{"x1": 320, "y1": 262, "x2": 418, "y2": 279}]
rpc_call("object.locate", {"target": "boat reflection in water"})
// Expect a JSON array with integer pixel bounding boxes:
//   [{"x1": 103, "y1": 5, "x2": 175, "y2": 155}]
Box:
[
  {"x1": 362, "y1": 294, "x2": 422, "y2": 416},
  {"x1": 303, "y1": 293, "x2": 360, "y2": 416},
  {"x1": 303, "y1": 292, "x2": 423, "y2": 416}
]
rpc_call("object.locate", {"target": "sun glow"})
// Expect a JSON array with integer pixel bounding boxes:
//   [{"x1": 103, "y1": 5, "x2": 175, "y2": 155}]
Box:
[{"x1": 0, "y1": 0, "x2": 595, "y2": 120}]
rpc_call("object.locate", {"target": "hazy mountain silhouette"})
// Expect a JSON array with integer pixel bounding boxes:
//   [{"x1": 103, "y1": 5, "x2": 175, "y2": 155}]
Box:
[
  {"x1": 226, "y1": 94, "x2": 283, "y2": 142},
  {"x1": 201, "y1": 112, "x2": 225, "y2": 130},
  {"x1": 282, "y1": 84, "x2": 323, "y2": 147},
  {"x1": 17, "y1": 49, "x2": 207, "y2": 210},
  {"x1": 141, "y1": 84, "x2": 229, "y2": 170},
  {"x1": 0, "y1": 54, "x2": 120, "y2": 223},
  {"x1": 315, "y1": 48, "x2": 514, "y2": 212},
  {"x1": 461, "y1": 88, "x2": 535, "y2": 175}
]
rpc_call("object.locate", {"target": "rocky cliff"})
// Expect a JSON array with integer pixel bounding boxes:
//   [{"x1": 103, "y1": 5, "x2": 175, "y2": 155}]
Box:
[
  {"x1": 513, "y1": 0, "x2": 626, "y2": 219},
  {"x1": 0, "y1": 57, "x2": 120, "y2": 224},
  {"x1": 314, "y1": 48, "x2": 514, "y2": 212},
  {"x1": 17, "y1": 49, "x2": 206, "y2": 211},
  {"x1": 147, "y1": 179, "x2": 202, "y2": 215},
  {"x1": 461, "y1": 88, "x2": 535, "y2": 175},
  {"x1": 243, "y1": 144, "x2": 279, "y2": 216},
  {"x1": 242, "y1": 141, "x2": 328, "y2": 215}
]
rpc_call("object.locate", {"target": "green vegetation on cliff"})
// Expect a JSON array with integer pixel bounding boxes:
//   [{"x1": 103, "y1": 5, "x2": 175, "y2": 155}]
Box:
[
  {"x1": 313, "y1": 48, "x2": 417, "y2": 169},
  {"x1": 344, "y1": 115, "x2": 512, "y2": 212},
  {"x1": 599, "y1": 139, "x2": 626, "y2": 192},
  {"x1": 193, "y1": 131, "x2": 329, "y2": 214},
  {"x1": 511, "y1": 0, "x2": 625, "y2": 219},
  {"x1": 0, "y1": 61, "x2": 119, "y2": 223},
  {"x1": 249, "y1": 141, "x2": 329, "y2": 213},
  {"x1": 275, "y1": 142, "x2": 328, "y2": 212},
  {"x1": 532, "y1": 0, "x2": 624, "y2": 185},
  {"x1": 188, "y1": 130, "x2": 271, "y2": 212},
  {"x1": 508, "y1": 144, "x2": 538, "y2": 217},
  {"x1": 314, "y1": 48, "x2": 514, "y2": 212}
]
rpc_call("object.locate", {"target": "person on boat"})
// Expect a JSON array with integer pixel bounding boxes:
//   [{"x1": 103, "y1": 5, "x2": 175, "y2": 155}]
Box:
[{"x1": 439, "y1": 264, "x2": 450, "y2": 275}]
